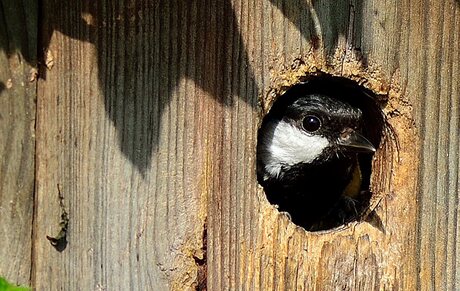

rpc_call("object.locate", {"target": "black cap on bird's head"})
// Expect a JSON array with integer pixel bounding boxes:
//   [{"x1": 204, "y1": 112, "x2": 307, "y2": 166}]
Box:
[{"x1": 285, "y1": 94, "x2": 375, "y2": 150}]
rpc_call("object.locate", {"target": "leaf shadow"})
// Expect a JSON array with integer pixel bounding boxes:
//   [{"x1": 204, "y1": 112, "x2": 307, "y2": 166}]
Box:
[{"x1": 1, "y1": 0, "x2": 363, "y2": 173}]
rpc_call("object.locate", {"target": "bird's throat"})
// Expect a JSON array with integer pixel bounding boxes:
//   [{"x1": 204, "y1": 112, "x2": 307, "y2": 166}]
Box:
[{"x1": 262, "y1": 156, "x2": 358, "y2": 227}]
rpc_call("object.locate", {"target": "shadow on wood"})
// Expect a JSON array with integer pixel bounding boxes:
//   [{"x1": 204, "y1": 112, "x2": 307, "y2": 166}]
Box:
[
  {"x1": 38, "y1": 0, "x2": 261, "y2": 174},
  {"x1": 32, "y1": 0, "x2": 366, "y2": 174}
]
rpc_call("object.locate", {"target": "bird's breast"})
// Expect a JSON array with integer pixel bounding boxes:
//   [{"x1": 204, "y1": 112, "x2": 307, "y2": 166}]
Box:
[{"x1": 262, "y1": 156, "x2": 357, "y2": 215}]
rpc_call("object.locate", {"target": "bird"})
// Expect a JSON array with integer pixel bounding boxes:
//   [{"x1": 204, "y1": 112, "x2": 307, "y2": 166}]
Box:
[{"x1": 257, "y1": 83, "x2": 377, "y2": 230}]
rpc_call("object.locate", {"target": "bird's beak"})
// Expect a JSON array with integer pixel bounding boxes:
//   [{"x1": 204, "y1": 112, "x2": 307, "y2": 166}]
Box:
[{"x1": 337, "y1": 129, "x2": 376, "y2": 153}]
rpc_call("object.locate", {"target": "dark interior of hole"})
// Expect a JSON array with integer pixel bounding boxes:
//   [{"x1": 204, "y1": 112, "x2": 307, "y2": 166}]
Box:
[{"x1": 257, "y1": 75, "x2": 385, "y2": 231}]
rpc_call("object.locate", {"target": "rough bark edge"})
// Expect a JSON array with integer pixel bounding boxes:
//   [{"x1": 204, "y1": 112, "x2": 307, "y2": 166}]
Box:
[{"x1": 258, "y1": 48, "x2": 419, "y2": 235}]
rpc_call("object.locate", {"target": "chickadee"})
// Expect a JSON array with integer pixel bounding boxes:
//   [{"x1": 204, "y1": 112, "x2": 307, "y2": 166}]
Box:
[{"x1": 257, "y1": 85, "x2": 376, "y2": 230}]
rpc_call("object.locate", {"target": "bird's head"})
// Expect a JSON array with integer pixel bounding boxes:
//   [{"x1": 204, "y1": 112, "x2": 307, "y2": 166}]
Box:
[{"x1": 258, "y1": 93, "x2": 376, "y2": 179}]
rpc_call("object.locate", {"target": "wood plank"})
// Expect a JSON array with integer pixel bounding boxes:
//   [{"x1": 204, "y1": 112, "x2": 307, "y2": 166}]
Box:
[
  {"x1": 206, "y1": 0, "x2": 447, "y2": 289},
  {"x1": 404, "y1": 1, "x2": 460, "y2": 290},
  {"x1": 32, "y1": 0, "x2": 460, "y2": 289},
  {"x1": 34, "y1": 1, "x2": 210, "y2": 289},
  {"x1": 362, "y1": 0, "x2": 460, "y2": 289},
  {"x1": 0, "y1": 0, "x2": 36, "y2": 286}
]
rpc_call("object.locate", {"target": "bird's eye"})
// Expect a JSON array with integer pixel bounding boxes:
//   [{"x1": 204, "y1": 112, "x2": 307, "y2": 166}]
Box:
[{"x1": 302, "y1": 115, "x2": 321, "y2": 132}]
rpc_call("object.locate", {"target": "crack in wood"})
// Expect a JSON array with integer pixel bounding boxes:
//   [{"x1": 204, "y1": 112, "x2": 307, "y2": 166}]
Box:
[{"x1": 193, "y1": 222, "x2": 207, "y2": 291}]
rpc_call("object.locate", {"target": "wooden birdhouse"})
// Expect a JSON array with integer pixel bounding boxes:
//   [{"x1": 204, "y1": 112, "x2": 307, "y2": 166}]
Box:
[{"x1": 0, "y1": 1, "x2": 458, "y2": 290}]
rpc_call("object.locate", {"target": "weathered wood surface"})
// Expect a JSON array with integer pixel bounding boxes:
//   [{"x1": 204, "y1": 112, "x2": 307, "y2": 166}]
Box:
[
  {"x1": 0, "y1": 0, "x2": 36, "y2": 286},
  {"x1": 412, "y1": 2, "x2": 460, "y2": 289},
  {"x1": 0, "y1": 0, "x2": 459, "y2": 290},
  {"x1": 34, "y1": 1, "x2": 211, "y2": 290}
]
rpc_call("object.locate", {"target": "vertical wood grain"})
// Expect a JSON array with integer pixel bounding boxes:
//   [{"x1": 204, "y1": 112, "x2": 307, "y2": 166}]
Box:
[
  {"x1": 34, "y1": 1, "x2": 211, "y2": 289},
  {"x1": 0, "y1": 0, "x2": 36, "y2": 286},
  {"x1": 18, "y1": 0, "x2": 460, "y2": 290},
  {"x1": 401, "y1": 1, "x2": 460, "y2": 290},
  {"x1": 362, "y1": 0, "x2": 460, "y2": 289},
  {"x1": 206, "y1": 0, "x2": 454, "y2": 290}
]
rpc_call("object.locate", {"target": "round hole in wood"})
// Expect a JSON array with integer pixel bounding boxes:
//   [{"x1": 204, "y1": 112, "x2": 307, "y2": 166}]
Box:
[{"x1": 257, "y1": 75, "x2": 388, "y2": 231}]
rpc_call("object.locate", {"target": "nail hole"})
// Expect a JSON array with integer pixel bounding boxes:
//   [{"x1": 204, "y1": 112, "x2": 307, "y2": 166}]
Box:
[{"x1": 257, "y1": 74, "x2": 387, "y2": 231}]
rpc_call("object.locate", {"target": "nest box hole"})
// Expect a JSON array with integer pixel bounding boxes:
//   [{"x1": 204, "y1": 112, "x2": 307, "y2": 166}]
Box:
[{"x1": 257, "y1": 75, "x2": 385, "y2": 231}]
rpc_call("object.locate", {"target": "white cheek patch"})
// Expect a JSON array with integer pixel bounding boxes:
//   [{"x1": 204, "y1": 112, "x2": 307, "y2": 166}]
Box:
[{"x1": 263, "y1": 120, "x2": 329, "y2": 178}]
